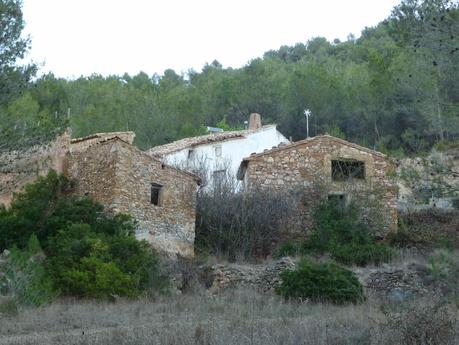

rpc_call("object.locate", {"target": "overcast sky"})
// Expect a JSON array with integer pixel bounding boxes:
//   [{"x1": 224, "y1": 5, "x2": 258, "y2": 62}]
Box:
[{"x1": 22, "y1": 0, "x2": 401, "y2": 79}]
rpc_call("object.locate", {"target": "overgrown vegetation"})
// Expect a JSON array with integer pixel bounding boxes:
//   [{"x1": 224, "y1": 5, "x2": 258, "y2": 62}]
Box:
[
  {"x1": 0, "y1": 171, "x2": 164, "y2": 303},
  {"x1": 276, "y1": 198, "x2": 394, "y2": 266},
  {"x1": 390, "y1": 209, "x2": 459, "y2": 249},
  {"x1": 276, "y1": 260, "x2": 365, "y2": 304},
  {"x1": 196, "y1": 184, "x2": 299, "y2": 260}
]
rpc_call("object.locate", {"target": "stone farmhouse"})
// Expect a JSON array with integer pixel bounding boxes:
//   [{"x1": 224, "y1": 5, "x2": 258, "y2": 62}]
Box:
[
  {"x1": 237, "y1": 134, "x2": 398, "y2": 237},
  {"x1": 0, "y1": 131, "x2": 200, "y2": 258},
  {"x1": 146, "y1": 113, "x2": 289, "y2": 190}
]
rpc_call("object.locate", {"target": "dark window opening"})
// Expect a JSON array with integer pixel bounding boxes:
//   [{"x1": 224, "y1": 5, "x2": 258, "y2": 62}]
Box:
[
  {"x1": 151, "y1": 183, "x2": 162, "y2": 206},
  {"x1": 213, "y1": 169, "x2": 226, "y2": 185},
  {"x1": 328, "y1": 194, "x2": 345, "y2": 208},
  {"x1": 331, "y1": 160, "x2": 365, "y2": 181}
]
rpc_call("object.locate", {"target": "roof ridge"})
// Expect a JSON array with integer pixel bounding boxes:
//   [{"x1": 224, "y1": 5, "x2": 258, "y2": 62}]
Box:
[
  {"x1": 147, "y1": 124, "x2": 277, "y2": 157},
  {"x1": 243, "y1": 134, "x2": 386, "y2": 161}
]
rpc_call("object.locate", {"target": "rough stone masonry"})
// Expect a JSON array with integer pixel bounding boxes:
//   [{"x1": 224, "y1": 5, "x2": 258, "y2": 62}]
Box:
[
  {"x1": 0, "y1": 131, "x2": 200, "y2": 258},
  {"x1": 238, "y1": 134, "x2": 398, "y2": 238}
]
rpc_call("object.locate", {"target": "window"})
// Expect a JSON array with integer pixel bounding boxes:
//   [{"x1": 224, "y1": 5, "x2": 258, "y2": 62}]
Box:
[
  {"x1": 214, "y1": 145, "x2": 222, "y2": 157},
  {"x1": 331, "y1": 159, "x2": 365, "y2": 181},
  {"x1": 212, "y1": 169, "x2": 226, "y2": 185},
  {"x1": 188, "y1": 149, "x2": 195, "y2": 160},
  {"x1": 328, "y1": 193, "x2": 345, "y2": 208},
  {"x1": 151, "y1": 183, "x2": 162, "y2": 206}
]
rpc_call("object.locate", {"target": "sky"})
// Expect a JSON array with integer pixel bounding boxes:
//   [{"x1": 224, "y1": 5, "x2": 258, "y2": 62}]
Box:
[{"x1": 22, "y1": 0, "x2": 402, "y2": 79}]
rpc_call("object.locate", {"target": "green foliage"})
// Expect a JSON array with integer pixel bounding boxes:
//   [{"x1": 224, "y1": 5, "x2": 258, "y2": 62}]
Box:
[
  {"x1": 305, "y1": 199, "x2": 372, "y2": 253},
  {"x1": 276, "y1": 260, "x2": 365, "y2": 304},
  {"x1": 1, "y1": 1, "x2": 456, "y2": 153},
  {"x1": 0, "y1": 171, "x2": 164, "y2": 300},
  {"x1": 274, "y1": 241, "x2": 302, "y2": 258},
  {"x1": 427, "y1": 249, "x2": 459, "y2": 298},
  {"x1": 301, "y1": 199, "x2": 393, "y2": 266},
  {"x1": 3, "y1": 235, "x2": 57, "y2": 306},
  {"x1": 388, "y1": 219, "x2": 412, "y2": 248}
]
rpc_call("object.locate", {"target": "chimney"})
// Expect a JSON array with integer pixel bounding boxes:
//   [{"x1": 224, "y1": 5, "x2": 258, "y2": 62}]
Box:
[{"x1": 248, "y1": 113, "x2": 262, "y2": 130}]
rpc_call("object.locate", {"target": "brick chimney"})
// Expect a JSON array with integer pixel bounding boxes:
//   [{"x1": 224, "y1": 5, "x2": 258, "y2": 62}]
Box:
[{"x1": 248, "y1": 113, "x2": 262, "y2": 130}]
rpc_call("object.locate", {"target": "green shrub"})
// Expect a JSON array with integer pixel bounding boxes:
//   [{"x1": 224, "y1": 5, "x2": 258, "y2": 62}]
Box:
[
  {"x1": 274, "y1": 241, "x2": 302, "y2": 258},
  {"x1": 331, "y1": 243, "x2": 394, "y2": 266},
  {"x1": 388, "y1": 220, "x2": 412, "y2": 248},
  {"x1": 0, "y1": 171, "x2": 164, "y2": 300},
  {"x1": 4, "y1": 234, "x2": 57, "y2": 306},
  {"x1": 300, "y1": 199, "x2": 394, "y2": 266},
  {"x1": 305, "y1": 199, "x2": 372, "y2": 254},
  {"x1": 276, "y1": 260, "x2": 365, "y2": 304}
]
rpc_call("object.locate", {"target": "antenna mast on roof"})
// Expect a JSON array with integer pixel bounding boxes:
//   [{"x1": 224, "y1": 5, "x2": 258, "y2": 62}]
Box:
[{"x1": 304, "y1": 109, "x2": 312, "y2": 138}]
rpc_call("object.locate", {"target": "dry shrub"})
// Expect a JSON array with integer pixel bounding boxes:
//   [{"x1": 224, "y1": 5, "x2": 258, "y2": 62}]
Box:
[
  {"x1": 196, "y1": 186, "x2": 300, "y2": 260},
  {"x1": 381, "y1": 298, "x2": 457, "y2": 345}
]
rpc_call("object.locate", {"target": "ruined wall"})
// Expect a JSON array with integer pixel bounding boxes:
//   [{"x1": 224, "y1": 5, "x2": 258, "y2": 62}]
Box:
[
  {"x1": 0, "y1": 131, "x2": 71, "y2": 206},
  {"x1": 68, "y1": 140, "x2": 118, "y2": 208},
  {"x1": 243, "y1": 136, "x2": 398, "y2": 236},
  {"x1": 70, "y1": 139, "x2": 198, "y2": 258},
  {"x1": 70, "y1": 131, "x2": 135, "y2": 153}
]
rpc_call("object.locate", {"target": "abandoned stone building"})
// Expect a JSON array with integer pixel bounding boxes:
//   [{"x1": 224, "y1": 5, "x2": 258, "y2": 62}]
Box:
[
  {"x1": 0, "y1": 131, "x2": 200, "y2": 258},
  {"x1": 237, "y1": 134, "x2": 398, "y2": 236}
]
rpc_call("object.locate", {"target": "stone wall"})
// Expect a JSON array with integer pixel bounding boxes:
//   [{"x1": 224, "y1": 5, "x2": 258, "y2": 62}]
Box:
[
  {"x1": 70, "y1": 131, "x2": 135, "y2": 153},
  {"x1": 241, "y1": 135, "x2": 398, "y2": 236},
  {"x1": 0, "y1": 131, "x2": 71, "y2": 207},
  {"x1": 397, "y1": 147, "x2": 459, "y2": 210},
  {"x1": 69, "y1": 139, "x2": 199, "y2": 258}
]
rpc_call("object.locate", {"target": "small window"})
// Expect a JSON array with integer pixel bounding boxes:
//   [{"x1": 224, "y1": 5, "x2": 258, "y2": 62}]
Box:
[
  {"x1": 331, "y1": 160, "x2": 365, "y2": 181},
  {"x1": 328, "y1": 194, "x2": 345, "y2": 208},
  {"x1": 188, "y1": 149, "x2": 195, "y2": 160},
  {"x1": 214, "y1": 145, "x2": 222, "y2": 157},
  {"x1": 212, "y1": 169, "x2": 226, "y2": 185},
  {"x1": 151, "y1": 183, "x2": 162, "y2": 206}
]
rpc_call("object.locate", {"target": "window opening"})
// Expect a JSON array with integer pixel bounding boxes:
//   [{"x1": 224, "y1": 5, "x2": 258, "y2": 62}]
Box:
[
  {"x1": 214, "y1": 145, "x2": 222, "y2": 157},
  {"x1": 212, "y1": 169, "x2": 226, "y2": 186},
  {"x1": 151, "y1": 183, "x2": 162, "y2": 206},
  {"x1": 331, "y1": 160, "x2": 365, "y2": 181}
]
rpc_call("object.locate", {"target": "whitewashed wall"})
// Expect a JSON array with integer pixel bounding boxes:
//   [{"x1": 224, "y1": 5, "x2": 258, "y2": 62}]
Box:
[{"x1": 164, "y1": 126, "x2": 289, "y2": 190}]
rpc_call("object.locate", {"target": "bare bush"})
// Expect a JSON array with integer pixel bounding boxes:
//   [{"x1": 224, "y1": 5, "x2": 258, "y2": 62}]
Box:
[
  {"x1": 196, "y1": 187, "x2": 300, "y2": 260},
  {"x1": 381, "y1": 298, "x2": 458, "y2": 345}
]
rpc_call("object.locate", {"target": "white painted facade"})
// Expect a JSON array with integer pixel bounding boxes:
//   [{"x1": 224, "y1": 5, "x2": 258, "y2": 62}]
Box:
[{"x1": 162, "y1": 125, "x2": 289, "y2": 190}]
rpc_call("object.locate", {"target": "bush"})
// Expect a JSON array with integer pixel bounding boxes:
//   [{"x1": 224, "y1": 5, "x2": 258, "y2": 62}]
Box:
[
  {"x1": 299, "y1": 199, "x2": 393, "y2": 266},
  {"x1": 196, "y1": 187, "x2": 299, "y2": 260},
  {"x1": 3, "y1": 234, "x2": 57, "y2": 306},
  {"x1": 382, "y1": 299, "x2": 457, "y2": 345},
  {"x1": 305, "y1": 199, "x2": 372, "y2": 253},
  {"x1": 276, "y1": 260, "x2": 365, "y2": 304},
  {"x1": 274, "y1": 241, "x2": 303, "y2": 258},
  {"x1": 331, "y1": 243, "x2": 394, "y2": 266},
  {"x1": 0, "y1": 171, "x2": 164, "y2": 300}
]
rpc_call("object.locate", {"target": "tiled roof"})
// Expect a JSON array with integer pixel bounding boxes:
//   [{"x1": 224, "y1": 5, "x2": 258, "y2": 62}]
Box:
[{"x1": 146, "y1": 125, "x2": 276, "y2": 157}]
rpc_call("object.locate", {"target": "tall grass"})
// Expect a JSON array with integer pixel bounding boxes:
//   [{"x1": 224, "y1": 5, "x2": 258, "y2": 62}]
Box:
[{"x1": 0, "y1": 289, "x2": 457, "y2": 345}]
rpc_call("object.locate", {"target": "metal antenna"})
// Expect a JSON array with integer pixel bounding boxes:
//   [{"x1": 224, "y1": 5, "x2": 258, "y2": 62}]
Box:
[{"x1": 304, "y1": 109, "x2": 312, "y2": 138}]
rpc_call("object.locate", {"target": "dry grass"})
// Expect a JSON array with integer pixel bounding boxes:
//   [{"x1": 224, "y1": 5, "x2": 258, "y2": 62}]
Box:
[{"x1": 0, "y1": 289, "x2": 457, "y2": 345}]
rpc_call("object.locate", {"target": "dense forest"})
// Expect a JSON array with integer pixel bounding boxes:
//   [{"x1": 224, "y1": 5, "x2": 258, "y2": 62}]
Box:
[{"x1": 0, "y1": 0, "x2": 458, "y2": 155}]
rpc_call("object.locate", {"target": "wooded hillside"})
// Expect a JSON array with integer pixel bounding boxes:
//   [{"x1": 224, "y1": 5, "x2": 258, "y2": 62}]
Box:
[{"x1": 0, "y1": 0, "x2": 458, "y2": 155}]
